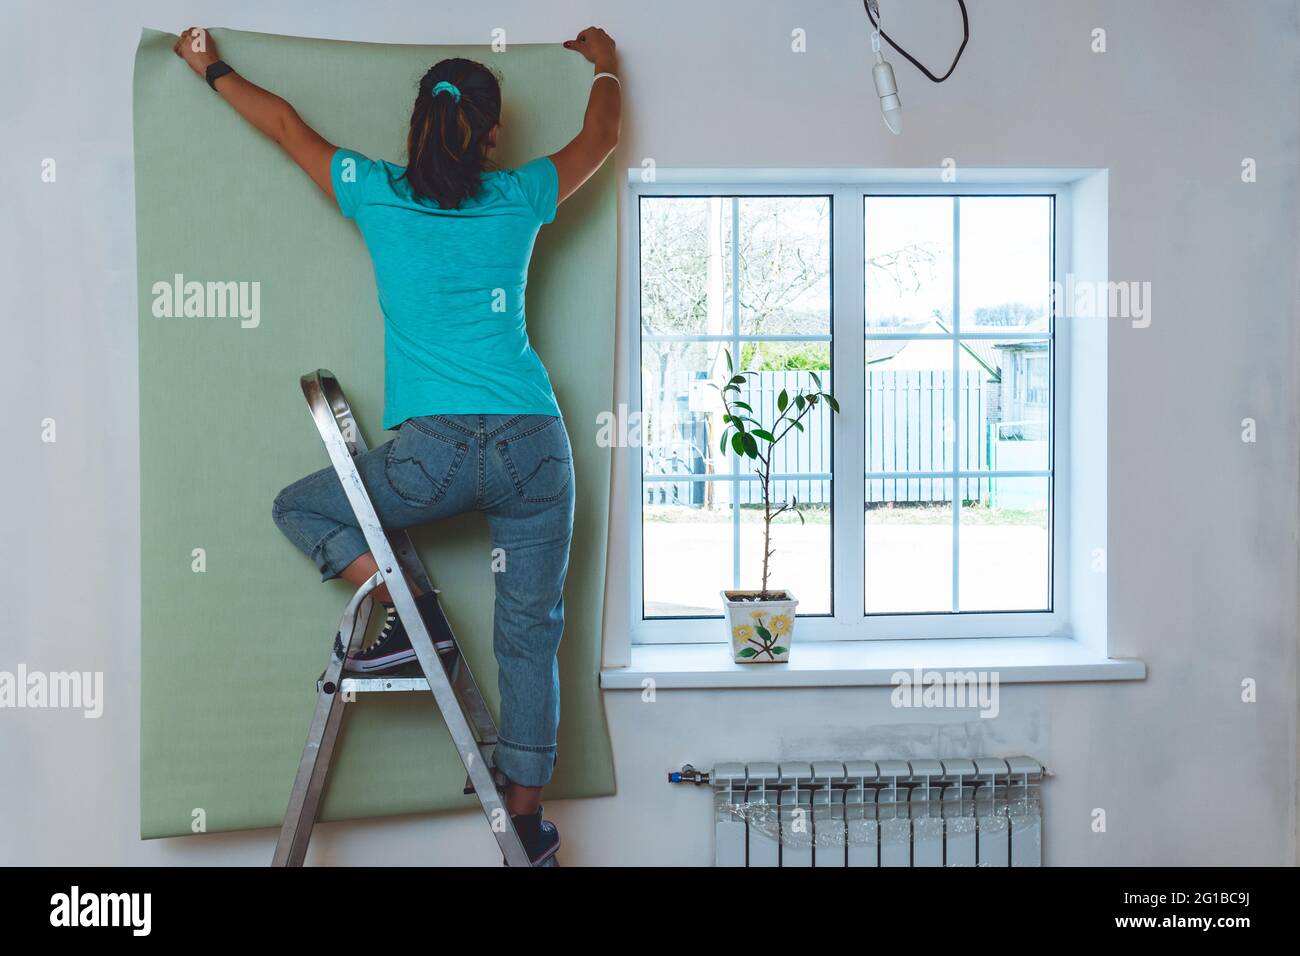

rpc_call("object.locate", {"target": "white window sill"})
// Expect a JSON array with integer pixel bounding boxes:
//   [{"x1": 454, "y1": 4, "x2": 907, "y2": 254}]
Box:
[{"x1": 599, "y1": 637, "x2": 1145, "y2": 690}]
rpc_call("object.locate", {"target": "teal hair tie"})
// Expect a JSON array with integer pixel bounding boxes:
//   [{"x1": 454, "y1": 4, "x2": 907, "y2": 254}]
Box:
[{"x1": 431, "y1": 80, "x2": 461, "y2": 103}]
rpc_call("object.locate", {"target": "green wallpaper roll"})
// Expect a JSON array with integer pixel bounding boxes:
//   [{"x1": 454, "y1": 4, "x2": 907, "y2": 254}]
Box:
[{"x1": 134, "y1": 28, "x2": 615, "y2": 839}]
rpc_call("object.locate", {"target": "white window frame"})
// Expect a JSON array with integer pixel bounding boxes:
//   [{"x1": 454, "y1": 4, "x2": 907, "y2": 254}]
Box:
[{"x1": 627, "y1": 170, "x2": 1073, "y2": 646}]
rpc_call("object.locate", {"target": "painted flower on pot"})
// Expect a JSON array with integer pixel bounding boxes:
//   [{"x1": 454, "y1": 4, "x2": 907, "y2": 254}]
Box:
[{"x1": 732, "y1": 608, "x2": 790, "y2": 662}]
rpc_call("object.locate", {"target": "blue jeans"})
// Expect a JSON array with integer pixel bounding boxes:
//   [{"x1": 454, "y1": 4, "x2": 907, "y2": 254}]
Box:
[{"x1": 271, "y1": 413, "x2": 575, "y2": 788}]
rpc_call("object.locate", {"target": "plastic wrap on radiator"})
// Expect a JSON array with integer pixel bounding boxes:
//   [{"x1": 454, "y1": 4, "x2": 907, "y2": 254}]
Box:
[{"x1": 713, "y1": 786, "x2": 1040, "y2": 863}]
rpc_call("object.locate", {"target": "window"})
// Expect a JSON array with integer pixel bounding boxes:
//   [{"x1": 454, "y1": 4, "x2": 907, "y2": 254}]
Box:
[{"x1": 630, "y1": 177, "x2": 1064, "y2": 644}]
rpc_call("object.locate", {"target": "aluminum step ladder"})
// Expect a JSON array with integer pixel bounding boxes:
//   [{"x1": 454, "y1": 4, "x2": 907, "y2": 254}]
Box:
[{"x1": 272, "y1": 369, "x2": 540, "y2": 867}]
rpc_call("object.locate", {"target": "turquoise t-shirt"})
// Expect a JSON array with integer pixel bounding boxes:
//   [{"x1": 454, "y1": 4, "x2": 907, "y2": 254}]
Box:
[{"x1": 330, "y1": 148, "x2": 563, "y2": 429}]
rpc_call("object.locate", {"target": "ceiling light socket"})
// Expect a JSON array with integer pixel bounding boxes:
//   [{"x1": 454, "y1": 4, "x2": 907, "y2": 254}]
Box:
[{"x1": 873, "y1": 58, "x2": 902, "y2": 135}]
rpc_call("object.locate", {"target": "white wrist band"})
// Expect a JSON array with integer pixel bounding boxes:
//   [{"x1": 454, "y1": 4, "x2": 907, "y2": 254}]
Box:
[{"x1": 593, "y1": 71, "x2": 620, "y2": 87}]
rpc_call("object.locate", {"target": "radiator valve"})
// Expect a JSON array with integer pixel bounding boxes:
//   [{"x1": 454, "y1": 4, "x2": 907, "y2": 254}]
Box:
[{"x1": 668, "y1": 764, "x2": 710, "y2": 785}]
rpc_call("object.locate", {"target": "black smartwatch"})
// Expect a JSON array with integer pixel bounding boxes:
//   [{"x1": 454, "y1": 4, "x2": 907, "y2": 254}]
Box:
[{"x1": 205, "y1": 60, "x2": 235, "y2": 90}]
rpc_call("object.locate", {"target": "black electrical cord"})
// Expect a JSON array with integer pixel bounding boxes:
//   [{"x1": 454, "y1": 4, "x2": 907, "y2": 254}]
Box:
[{"x1": 863, "y1": 0, "x2": 969, "y2": 83}]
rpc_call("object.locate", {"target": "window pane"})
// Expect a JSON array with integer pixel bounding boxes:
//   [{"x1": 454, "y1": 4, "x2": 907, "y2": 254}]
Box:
[
  {"x1": 958, "y1": 478, "x2": 1051, "y2": 611},
  {"x1": 738, "y1": 197, "x2": 831, "y2": 336},
  {"x1": 738, "y1": 478, "x2": 832, "y2": 614},
  {"x1": 958, "y1": 338, "x2": 1051, "y2": 471},
  {"x1": 865, "y1": 196, "x2": 953, "y2": 331},
  {"x1": 639, "y1": 196, "x2": 734, "y2": 336},
  {"x1": 958, "y1": 196, "x2": 1052, "y2": 330},
  {"x1": 643, "y1": 487, "x2": 734, "y2": 617},
  {"x1": 733, "y1": 349, "x2": 831, "y2": 480},
  {"x1": 865, "y1": 343, "x2": 955, "y2": 473},
  {"x1": 640, "y1": 340, "x2": 728, "y2": 480},
  {"x1": 865, "y1": 480, "x2": 953, "y2": 614}
]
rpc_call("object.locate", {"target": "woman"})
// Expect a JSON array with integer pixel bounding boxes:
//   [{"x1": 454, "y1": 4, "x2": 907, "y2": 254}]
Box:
[{"x1": 173, "y1": 25, "x2": 620, "y2": 866}]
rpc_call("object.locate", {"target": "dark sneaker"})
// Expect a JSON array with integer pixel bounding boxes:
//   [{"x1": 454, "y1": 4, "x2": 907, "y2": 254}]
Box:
[
  {"x1": 345, "y1": 592, "x2": 455, "y2": 673},
  {"x1": 504, "y1": 807, "x2": 561, "y2": 866}
]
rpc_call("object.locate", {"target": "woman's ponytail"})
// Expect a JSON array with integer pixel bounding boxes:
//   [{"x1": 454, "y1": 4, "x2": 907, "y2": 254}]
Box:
[{"x1": 403, "y1": 59, "x2": 502, "y2": 209}]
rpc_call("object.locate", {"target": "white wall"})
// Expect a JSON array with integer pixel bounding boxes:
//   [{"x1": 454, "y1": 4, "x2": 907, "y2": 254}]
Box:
[{"x1": 1, "y1": 0, "x2": 1296, "y2": 865}]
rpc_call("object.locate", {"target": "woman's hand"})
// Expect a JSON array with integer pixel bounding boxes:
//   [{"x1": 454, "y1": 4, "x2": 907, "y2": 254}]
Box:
[
  {"x1": 563, "y1": 26, "x2": 616, "y2": 71},
  {"x1": 173, "y1": 27, "x2": 220, "y2": 77}
]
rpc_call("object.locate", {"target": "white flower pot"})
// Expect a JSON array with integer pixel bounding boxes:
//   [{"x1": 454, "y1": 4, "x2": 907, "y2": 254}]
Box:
[{"x1": 721, "y1": 589, "x2": 798, "y2": 663}]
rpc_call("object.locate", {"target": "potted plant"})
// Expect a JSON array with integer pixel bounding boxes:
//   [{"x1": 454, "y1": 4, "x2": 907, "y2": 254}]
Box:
[{"x1": 712, "y1": 349, "x2": 841, "y2": 662}]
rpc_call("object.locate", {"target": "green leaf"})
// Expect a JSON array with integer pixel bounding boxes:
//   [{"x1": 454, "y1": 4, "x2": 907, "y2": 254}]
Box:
[
  {"x1": 777, "y1": 389, "x2": 789, "y2": 412},
  {"x1": 791, "y1": 421, "x2": 804, "y2": 432},
  {"x1": 729, "y1": 375, "x2": 747, "y2": 386},
  {"x1": 742, "y1": 433, "x2": 759, "y2": 457},
  {"x1": 731, "y1": 433, "x2": 746, "y2": 456},
  {"x1": 755, "y1": 624, "x2": 772, "y2": 641},
  {"x1": 770, "y1": 646, "x2": 788, "y2": 656},
  {"x1": 825, "y1": 394, "x2": 841, "y2": 413},
  {"x1": 737, "y1": 647, "x2": 758, "y2": 658},
  {"x1": 810, "y1": 371, "x2": 822, "y2": 388},
  {"x1": 732, "y1": 401, "x2": 753, "y2": 412},
  {"x1": 794, "y1": 394, "x2": 806, "y2": 410},
  {"x1": 719, "y1": 431, "x2": 730, "y2": 455},
  {"x1": 752, "y1": 429, "x2": 776, "y2": 442},
  {"x1": 725, "y1": 349, "x2": 733, "y2": 373}
]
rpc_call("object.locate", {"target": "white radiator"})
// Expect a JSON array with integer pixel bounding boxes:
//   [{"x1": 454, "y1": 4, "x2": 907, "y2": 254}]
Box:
[{"x1": 671, "y1": 757, "x2": 1046, "y2": 867}]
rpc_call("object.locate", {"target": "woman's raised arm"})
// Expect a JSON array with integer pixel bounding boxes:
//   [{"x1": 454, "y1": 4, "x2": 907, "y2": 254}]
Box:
[
  {"x1": 551, "y1": 26, "x2": 621, "y2": 206},
  {"x1": 173, "y1": 28, "x2": 337, "y2": 198}
]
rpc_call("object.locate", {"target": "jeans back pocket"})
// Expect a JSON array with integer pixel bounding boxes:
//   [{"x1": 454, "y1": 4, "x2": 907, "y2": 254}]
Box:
[
  {"x1": 384, "y1": 419, "x2": 469, "y2": 508},
  {"x1": 495, "y1": 416, "x2": 573, "y2": 504}
]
